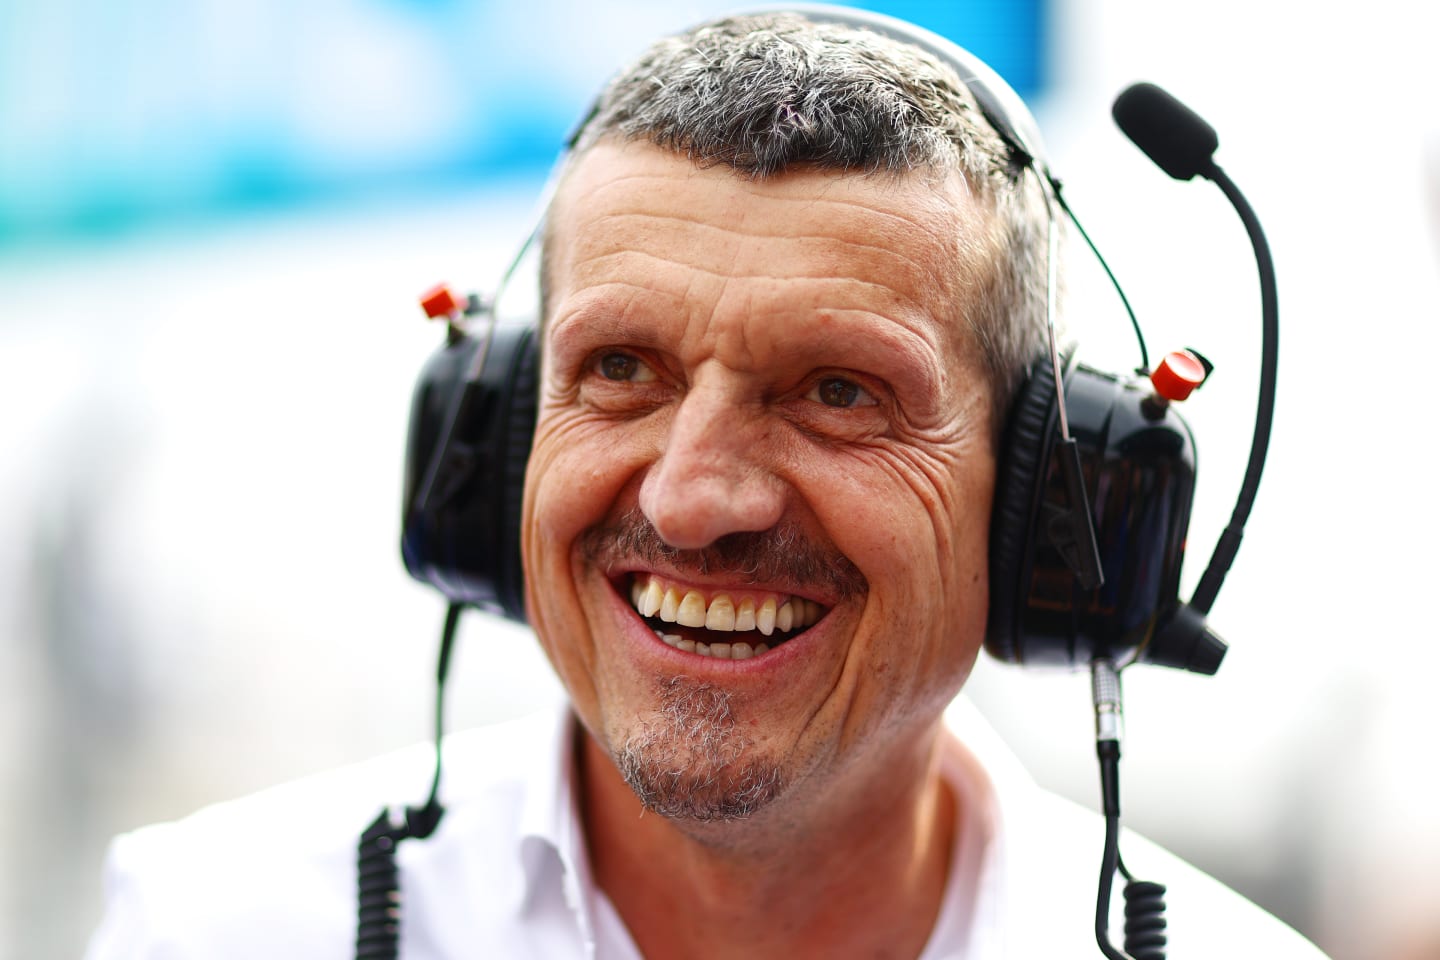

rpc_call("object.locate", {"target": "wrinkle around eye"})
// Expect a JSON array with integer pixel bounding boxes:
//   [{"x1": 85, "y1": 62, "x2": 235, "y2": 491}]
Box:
[{"x1": 785, "y1": 396, "x2": 891, "y2": 447}]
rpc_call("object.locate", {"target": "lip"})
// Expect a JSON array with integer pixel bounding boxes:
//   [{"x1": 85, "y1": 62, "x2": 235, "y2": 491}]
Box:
[{"x1": 601, "y1": 567, "x2": 835, "y2": 675}]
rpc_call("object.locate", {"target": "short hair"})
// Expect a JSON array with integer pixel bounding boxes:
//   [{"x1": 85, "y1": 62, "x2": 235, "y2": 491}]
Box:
[{"x1": 550, "y1": 12, "x2": 1053, "y2": 430}]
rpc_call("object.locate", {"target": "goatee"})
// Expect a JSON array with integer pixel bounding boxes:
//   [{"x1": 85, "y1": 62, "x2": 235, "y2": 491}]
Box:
[{"x1": 616, "y1": 676, "x2": 784, "y2": 822}]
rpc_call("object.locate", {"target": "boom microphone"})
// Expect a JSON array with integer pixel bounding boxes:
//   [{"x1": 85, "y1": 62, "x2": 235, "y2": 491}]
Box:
[
  {"x1": 1112, "y1": 82, "x2": 1219, "y2": 182},
  {"x1": 1109, "y1": 81, "x2": 1278, "y2": 674}
]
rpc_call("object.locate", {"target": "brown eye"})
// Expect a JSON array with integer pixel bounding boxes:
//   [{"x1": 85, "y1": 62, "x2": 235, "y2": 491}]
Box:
[
  {"x1": 807, "y1": 376, "x2": 875, "y2": 408},
  {"x1": 596, "y1": 352, "x2": 656, "y2": 382}
]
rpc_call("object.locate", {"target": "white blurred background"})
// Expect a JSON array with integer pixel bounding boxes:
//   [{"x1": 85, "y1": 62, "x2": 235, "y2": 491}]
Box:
[{"x1": 2, "y1": 0, "x2": 1437, "y2": 957}]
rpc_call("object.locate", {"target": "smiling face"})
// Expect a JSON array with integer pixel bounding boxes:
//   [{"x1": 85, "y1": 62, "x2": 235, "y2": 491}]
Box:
[{"x1": 522, "y1": 140, "x2": 997, "y2": 823}]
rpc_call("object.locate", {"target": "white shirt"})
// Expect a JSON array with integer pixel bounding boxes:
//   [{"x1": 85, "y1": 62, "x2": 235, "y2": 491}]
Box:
[{"x1": 85, "y1": 699, "x2": 1328, "y2": 958}]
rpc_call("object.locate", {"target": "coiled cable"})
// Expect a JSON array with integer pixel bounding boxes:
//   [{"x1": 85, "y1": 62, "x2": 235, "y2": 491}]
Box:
[
  {"x1": 355, "y1": 813, "x2": 404, "y2": 959},
  {"x1": 1122, "y1": 874, "x2": 1168, "y2": 959},
  {"x1": 1092, "y1": 660, "x2": 1169, "y2": 960},
  {"x1": 353, "y1": 603, "x2": 462, "y2": 960}
]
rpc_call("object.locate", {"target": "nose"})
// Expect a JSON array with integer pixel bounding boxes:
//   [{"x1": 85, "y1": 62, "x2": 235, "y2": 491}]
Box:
[{"x1": 638, "y1": 379, "x2": 786, "y2": 550}]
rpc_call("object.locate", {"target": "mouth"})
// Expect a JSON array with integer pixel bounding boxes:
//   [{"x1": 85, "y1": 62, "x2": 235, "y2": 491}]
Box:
[{"x1": 626, "y1": 572, "x2": 828, "y2": 660}]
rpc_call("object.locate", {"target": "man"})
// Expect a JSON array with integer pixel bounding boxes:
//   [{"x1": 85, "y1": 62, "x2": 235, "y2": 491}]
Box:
[
  {"x1": 522, "y1": 12, "x2": 1034, "y2": 957},
  {"x1": 88, "y1": 10, "x2": 1326, "y2": 958}
]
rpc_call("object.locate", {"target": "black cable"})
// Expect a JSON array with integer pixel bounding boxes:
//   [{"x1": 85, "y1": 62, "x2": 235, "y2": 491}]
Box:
[
  {"x1": 353, "y1": 603, "x2": 463, "y2": 960},
  {"x1": 1091, "y1": 662, "x2": 1169, "y2": 959},
  {"x1": 1123, "y1": 879, "x2": 1169, "y2": 959},
  {"x1": 1096, "y1": 810, "x2": 1132, "y2": 960},
  {"x1": 1095, "y1": 761, "x2": 1170, "y2": 960},
  {"x1": 1092, "y1": 660, "x2": 1133, "y2": 960},
  {"x1": 423, "y1": 602, "x2": 463, "y2": 813},
  {"x1": 355, "y1": 814, "x2": 404, "y2": 960},
  {"x1": 1097, "y1": 822, "x2": 1170, "y2": 960}
]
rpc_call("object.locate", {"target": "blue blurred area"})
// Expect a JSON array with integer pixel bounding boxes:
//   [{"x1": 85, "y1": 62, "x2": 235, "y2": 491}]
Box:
[
  {"x1": 0, "y1": 0, "x2": 1045, "y2": 248},
  {"x1": 848, "y1": 0, "x2": 1045, "y2": 92}
]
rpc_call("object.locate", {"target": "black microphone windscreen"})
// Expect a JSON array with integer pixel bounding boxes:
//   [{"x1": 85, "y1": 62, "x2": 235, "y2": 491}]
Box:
[{"x1": 1112, "y1": 82, "x2": 1219, "y2": 181}]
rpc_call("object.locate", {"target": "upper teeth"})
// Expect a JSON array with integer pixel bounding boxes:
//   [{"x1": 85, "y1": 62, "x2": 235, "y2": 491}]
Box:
[{"x1": 630, "y1": 575, "x2": 823, "y2": 637}]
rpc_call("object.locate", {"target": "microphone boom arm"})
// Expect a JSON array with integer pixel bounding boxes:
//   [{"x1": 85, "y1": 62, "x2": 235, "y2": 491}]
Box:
[{"x1": 1187, "y1": 160, "x2": 1279, "y2": 615}]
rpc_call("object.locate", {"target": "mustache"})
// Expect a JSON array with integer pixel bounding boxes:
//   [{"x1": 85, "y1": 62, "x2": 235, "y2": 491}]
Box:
[{"x1": 580, "y1": 507, "x2": 868, "y2": 600}]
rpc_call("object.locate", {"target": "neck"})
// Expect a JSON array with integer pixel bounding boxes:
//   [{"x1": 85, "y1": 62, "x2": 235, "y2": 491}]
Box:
[{"x1": 578, "y1": 719, "x2": 957, "y2": 960}]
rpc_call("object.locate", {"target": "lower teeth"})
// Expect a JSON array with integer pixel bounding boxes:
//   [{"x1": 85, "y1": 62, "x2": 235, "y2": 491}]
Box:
[{"x1": 654, "y1": 630, "x2": 770, "y2": 659}]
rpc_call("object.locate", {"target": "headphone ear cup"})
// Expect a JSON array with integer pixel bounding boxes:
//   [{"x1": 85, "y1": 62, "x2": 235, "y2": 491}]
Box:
[
  {"x1": 401, "y1": 320, "x2": 538, "y2": 621},
  {"x1": 494, "y1": 326, "x2": 539, "y2": 621},
  {"x1": 989, "y1": 355, "x2": 1203, "y2": 669},
  {"x1": 987, "y1": 352, "x2": 1059, "y2": 664}
]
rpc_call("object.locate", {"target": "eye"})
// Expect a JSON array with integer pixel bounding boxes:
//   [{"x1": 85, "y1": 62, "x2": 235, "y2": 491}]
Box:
[
  {"x1": 595, "y1": 351, "x2": 657, "y2": 383},
  {"x1": 806, "y1": 376, "x2": 877, "y2": 409}
]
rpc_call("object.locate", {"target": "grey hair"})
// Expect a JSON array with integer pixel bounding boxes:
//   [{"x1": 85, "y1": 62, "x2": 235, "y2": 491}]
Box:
[{"x1": 552, "y1": 12, "x2": 1053, "y2": 430}]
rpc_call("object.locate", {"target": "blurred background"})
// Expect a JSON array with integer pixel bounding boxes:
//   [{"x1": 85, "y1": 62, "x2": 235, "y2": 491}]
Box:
[{"x1": 2, "y1": 0, "x2": 1437, "y2": 956}]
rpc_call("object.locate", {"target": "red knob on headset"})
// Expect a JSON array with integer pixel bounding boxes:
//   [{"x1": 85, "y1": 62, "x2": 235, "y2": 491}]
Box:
[
  {"x1": 1150, "y1": 349, "x2": 1207, "y2": 402},
  {"x1": 420, "y1": 283, "x2": 462, "y2": 320}
]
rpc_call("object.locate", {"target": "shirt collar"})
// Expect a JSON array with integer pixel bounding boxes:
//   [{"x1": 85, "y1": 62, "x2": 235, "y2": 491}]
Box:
[{"x1": 506, "y1": 697, "x2": 1043, "y2": 957}]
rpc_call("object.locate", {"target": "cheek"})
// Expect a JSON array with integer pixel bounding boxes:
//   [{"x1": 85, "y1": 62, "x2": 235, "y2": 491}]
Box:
[
  {"x1": 821, "y1": 443, "x2": 994, "y2": 707},
  {"x1": 521, "y1": 414, "x2": 643, "y2": 714},
  {"x1": 521, "y1": 415, "x2": 620, "y2": 628},
  {"x1": 813, "y1": 439, "x2": 995, "y2": 586},
  {"x1": 521, "y1": 402, "x2": 667, "y2": 626},
  {"x1": 524, "y1": 407, "x2": 642, "y2": 535},
  {"x1": 526, "y1": 421, "x2": 601, "y2": 541},
  {"x1": 902, "y1": 443, "x2": 994, "y2": 653}
]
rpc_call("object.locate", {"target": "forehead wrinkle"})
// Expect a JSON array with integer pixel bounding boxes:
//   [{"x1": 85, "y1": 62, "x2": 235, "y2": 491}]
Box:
[
  {"x1": 549, "y1": 143, "x2": 987, "y2": 378},
  {"x1": 581, "y1": 210, "x2": 952, "y2": 296},
  {"x1": 569, "y1": 248, "x2": 942, "y2": 330},
  {"x1": 563, "y1": 152, "x2": 970, "y2": 236},
  {"x1": 552, "y1": 144, "x2": 978, "y2": 247},
  {"x1": 576, "y1": 193, "x2": 963, "y2": 251},
  {"x1": 563, "y1": 196, "x2": 974, "y2": 339},
  {"x1": 552, "y1": 142, "x2": 980, "y2": 257},
  {"x1": 565, "y1": 207, "x2": 954, "y2": 311}
]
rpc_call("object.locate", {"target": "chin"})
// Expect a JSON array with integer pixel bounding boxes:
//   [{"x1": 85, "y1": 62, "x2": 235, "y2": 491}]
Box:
[{"x1": 605, "y1": 673, "x2": 786, "y2": 822}]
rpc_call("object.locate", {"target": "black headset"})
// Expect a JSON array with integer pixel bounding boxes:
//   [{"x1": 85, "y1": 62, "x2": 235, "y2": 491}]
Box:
[
  {"x1": 398, "y1": 5, "x2": 1231, "y2": 676},
  {"x1": 376, "y1": 9, "x2": 1278, "y2": 959}
]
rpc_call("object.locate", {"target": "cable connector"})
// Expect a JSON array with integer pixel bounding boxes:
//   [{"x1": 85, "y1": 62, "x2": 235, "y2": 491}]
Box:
[
  {"x1": 1092, "y1": 658, "x2": 1124, "y2": 745},
  {"x1": 1092, "y1": 658, "x2": 1124, "y2": 820}
]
